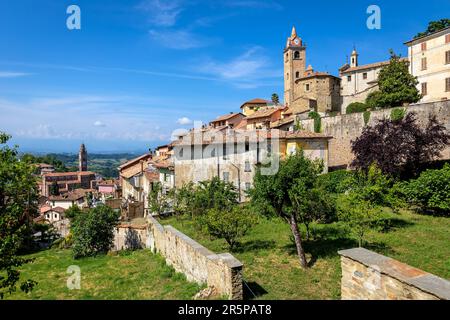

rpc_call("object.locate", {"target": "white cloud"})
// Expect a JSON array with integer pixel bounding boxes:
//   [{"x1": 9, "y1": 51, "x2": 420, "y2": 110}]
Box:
[
  {"x1": 149, "y1": 29, "x2": 218, "y2": 50},
  {"x1": 138, "y1": 0, "x2": 183, "y2": 27},
  {"x1": 93, "y1": 120, "x2": 106, "y2": 127},
  {"x1": 0, "y1": 71, "x2": 30, "y2": 78},
  {"x1": 177, "y1": 117, "x2": 192, "y2": 125}
]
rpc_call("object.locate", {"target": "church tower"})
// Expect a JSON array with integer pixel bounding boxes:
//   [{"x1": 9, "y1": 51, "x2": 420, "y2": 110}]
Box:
[
  {"x1": 350, "y1": 48, "x2": 359, "y2": 67},
  {"x1": 284, "y1": 26, "x2": 306, "y2": 107},
  {"x1": 79, "y1": 143, "x2": 87, "y2": 172}
]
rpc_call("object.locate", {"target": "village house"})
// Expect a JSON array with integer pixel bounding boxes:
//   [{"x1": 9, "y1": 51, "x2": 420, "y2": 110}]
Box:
[
  {"x1": 405, "y1": 26, "x2": 450, "y2": 103},
  {"x1": 245, "y1": 106, "x2": 284, "y2": 130},
  {"x1": 47, "y1": 189, "x2": 88, "y2": 209},
  {"x1": 240, "y1": 98, "x2": 272, "y2": 117},
  {"x1": 173, "y1": 128, "x2": 331, "y2": 202},
  {"x1": 209, "y1": 112, "x2": 245, "y2": 129}
]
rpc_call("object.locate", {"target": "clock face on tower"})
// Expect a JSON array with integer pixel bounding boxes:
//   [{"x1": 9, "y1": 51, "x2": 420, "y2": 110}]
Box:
[{"x1": 294, "y1": 38, "x2": 300, "y2": 45}]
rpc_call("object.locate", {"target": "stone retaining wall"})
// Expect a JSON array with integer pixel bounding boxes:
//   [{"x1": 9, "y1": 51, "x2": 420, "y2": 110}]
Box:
[
  {"x1": 297, "y1": 100, "x2": 450, "y2": 168},
  {"x1": 112, "y1": 217, "x2": 243, "y2": 300},
  {"x1": 338, "y1": 248, "x2": 450, "y2": 300}
]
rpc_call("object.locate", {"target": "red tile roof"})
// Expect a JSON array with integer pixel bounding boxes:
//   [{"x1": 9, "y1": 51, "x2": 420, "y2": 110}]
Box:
[
  {"x1": 240, "y1": 98, "x2": 271, "y2": 109},
  {"x1": 43, "y1": 171, "x2": 95, "y2": 177},
  {"x1": 246, "y1": 107, "x2": 284, "y2": 120},
  {"x1": 210, "y1": 112, "x2": 243, "y2": 123},
  {"x1": 118, "y1": 154, "x2": 151, "y2": 170}
]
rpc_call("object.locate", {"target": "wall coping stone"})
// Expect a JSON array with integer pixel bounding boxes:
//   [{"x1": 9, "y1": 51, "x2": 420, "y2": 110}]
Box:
[{"x1": 338, "y1": 248, "x2": 450, "y2": 300}]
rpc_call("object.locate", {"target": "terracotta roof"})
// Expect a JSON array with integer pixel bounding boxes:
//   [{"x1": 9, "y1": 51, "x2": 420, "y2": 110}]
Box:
[
  {"x1": 144, "y1": 170, "x2": 160, "y2": 182},
  {"x1": 40, "y1": 205, "x2": 52, "y2": 214},
  {"x1": 234, "y1": 119, "x2": 247, "y2": 130},
  {"x1": 51, "y1": 206, "x2": 66, "y2": 214},
  {"x1": 48, "y1": 192, "x2": 84, "y2": 201},
  {"x1": 270, "y1": 116, "x2": 295, "y2": 128},
  {"x1": 283, "y1": 131, "x2": 332, "y2": 139},
  {"x1": 118, "y1": 154, "x2": 151, "y2": 170},
  {"x1": 43, "y1": 171, "x2": 95, "y2": 177},
  {"x1": 297, "y1": 71, "x2": 340, "y2": 80},
  {"x1": 240, "y1": 98, "x2": 271, "y2": 109},
  {"x1": 210, "y1": 112, "x2": 243, "y2": 123},
  {"x1": 246, "y1": 107, "x2": 284, "y2": 120}
]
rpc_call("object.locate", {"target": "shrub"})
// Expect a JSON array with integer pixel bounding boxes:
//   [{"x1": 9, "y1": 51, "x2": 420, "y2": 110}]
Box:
[
  {"x1": 308, "y1": 111, "x2": 321, "y2": 133},
  {"x1": 363, "y1": 110, "x2": 371, "y2": 125},
  {"x1": 316, "y1": 170, "x2": 353, "y2": 194},
  {"x1": 390, "y1": 108, "x2": 406, "y2": 121},
  {"x1": 346, "y1": 102, "x2": 367, "y2": 114},
  {"x1": 202, "y1": 205, "x2": 257, "y2": 250},
  {"x1": 71, "y1": 205, "x2": 120, "y2": 258},
  {"x1": 401, "y1": 164, "x2": 450, "y2": 215}
]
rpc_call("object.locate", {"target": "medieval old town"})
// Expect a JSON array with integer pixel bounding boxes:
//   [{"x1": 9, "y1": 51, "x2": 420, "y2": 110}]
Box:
[{"x1": 0, "y1": 0, "x2": 449, "y2": 314}]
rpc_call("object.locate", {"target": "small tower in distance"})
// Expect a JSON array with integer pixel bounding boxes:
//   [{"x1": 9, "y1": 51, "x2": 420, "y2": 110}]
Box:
[
  {"x1": 350, "y1": 47, "x2": 359, "y2": 68},
  {"x1": 79, "y1": 143, "x2": 87, "y2": 172}
]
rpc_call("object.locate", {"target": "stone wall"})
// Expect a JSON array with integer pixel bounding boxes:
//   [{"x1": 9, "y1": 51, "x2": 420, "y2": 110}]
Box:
[
  {"x1": 338, "y1": 248, "x2": 450, "y2": 300},
  {"x1": 296, "y1": 100, "x2": 450, "y2": 168},
  {"x1": 112, "y1": 217, "x2": 244, "y2": 300}
]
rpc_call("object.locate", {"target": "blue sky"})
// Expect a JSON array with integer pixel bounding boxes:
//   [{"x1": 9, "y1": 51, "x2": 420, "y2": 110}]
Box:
[{"x1": 0, "y1": 0, "x2": 447, "y2": 153}]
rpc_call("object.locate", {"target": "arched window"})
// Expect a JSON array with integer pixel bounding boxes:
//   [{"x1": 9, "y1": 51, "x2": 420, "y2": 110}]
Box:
[
  {"x1": 294, "y1": 51, "x2": 300, "y2": 59},
  {"x1": 286, "y1": 73, "x2": 289, "y2": 80},
  {"x1": 295, "y1": 71, "x2": 300, "y2": 78}
]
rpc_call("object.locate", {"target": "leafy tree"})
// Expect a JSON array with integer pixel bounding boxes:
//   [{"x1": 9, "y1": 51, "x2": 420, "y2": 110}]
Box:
[
  {"x1": 400, "y1": 164, "x2": 450, "y2": 215},
  {"x1": 202, "y1": 205, "x2": 257, "y2": 250},
  {"x1": 337, "y1": 165, "x2": 387, "y2": 247},
  {"x1": 414, "y1": 19, "x2": 450, "y2": 39},
  {"x1": 365, "y1": 50, "x2": 421, "y2": 109},
  {"x1": 351, "y1": 112, "x2": 450, "y2": 178},
  {"x1": 249, "y1": 150, "x2": 324, "y2": 268},
  {"x1": 0, "y1": 132, "x2": 38, "y2": 298},
  {"x1": 271, "y1": 93, "x2": 280, "y2": 105},
  {"x1": 71, "y1": 205, "x2": 119, "y2": 258},
  {"x1": 308, "y1": 111, "x2": 321, "y2": 133},
  {"x1": 148, "y1": 182, "x2": 170, "y2": 216},
  {"x1": 316, "y1": 170, "x2": 354, "y2": 194},
  {"x1": 346, "y1": 102, "x2": 368, "y2": 114},
  {"x1": 49, "y1": 181, "x2": 60, "y2": 196}
]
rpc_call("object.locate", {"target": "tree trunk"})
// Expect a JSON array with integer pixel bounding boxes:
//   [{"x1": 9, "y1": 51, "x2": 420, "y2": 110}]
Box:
[{"x1": 289, "y1": 214, "x2": 308, "y2": 268}]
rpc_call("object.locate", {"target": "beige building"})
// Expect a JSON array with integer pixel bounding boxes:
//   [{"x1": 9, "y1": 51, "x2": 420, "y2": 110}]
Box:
[
  {"x1": 209, "y1": 112, "x2": 245, "y2": 129},
  {"x1": 173, "y1": 128, "x2": 331, "y2": 202},
  {"x1": 284, "y1": 26, "x2": 341, "y2": 115},
  {"x1": 240, "y1": 98, "x2": 272, "y2": 117},
  {"x1": 405, "y1": 26, "x2": 450, "y2": 103}
]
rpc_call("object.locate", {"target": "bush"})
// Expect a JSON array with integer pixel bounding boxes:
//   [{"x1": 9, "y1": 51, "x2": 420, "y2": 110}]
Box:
[
  {"x1": 390, "y1": 108, "x2": 406, "y2": 121},
  {"x1": 71, "y1": 205, "x2": 120, "y2": 258},
  {"x1": 363, "y1": 111, "x2": 371, "y2": 125},
  {"x1": 401, "y1": 164, "x2": 450, "y2": 215},
  {"x1": 316, "y1": 170, "x2": 354, "y2": 194},
  {"x1": 346, "y1": 102, "x2": 368, "y2": 114},
  {"x1": 202, "y1": 205, "x2": 257, "y2": 250},
  {"x1": 308, "y1": 111, "x2": 321, "y2": 133}
]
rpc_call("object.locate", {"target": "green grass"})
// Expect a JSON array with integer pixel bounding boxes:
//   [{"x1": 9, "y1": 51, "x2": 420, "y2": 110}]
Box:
[
  {"x1": 159, "y1": 209, "x2": 450, "y2": 300},
  {"x1": 5, "y1": 249, "x2": 202, "y2": 300}
]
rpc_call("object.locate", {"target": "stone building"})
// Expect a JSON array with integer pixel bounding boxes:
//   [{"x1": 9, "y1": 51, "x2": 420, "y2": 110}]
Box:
[
  {"x1": 173, "y1": 128, "x2": 331, "y2": 202},
  {"x1": 41, "y1": 171, "x2": 96, "y2": 197},
  {"x1": 283, "y1": 26, "x2": 341, "y2": 115},
  {"x1": 405, "y1": 26, "x2": 450, "y2": 103},
  {"x1": 209, "y1": 112, "x2": 245, "y2": 129},
  {"x1": 245, "y1": 106, "x2": 284, "y2": 130}
]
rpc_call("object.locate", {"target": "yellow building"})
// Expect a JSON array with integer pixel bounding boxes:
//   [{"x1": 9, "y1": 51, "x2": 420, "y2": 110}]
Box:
[
  {"x1": 240, "y1": 98, "x2": 272, "y2": 117},
  {"x1": 405, "y1": 26, "x2": 450, "y2": 103}
]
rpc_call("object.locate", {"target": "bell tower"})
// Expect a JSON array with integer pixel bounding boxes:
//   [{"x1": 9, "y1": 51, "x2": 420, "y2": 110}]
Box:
[
  {"x1": 284, "y1": 26, "x2": 306, "y2": 107},
  {"x1": 79, "y1": 143, "x2": 87, "y2": 172}
]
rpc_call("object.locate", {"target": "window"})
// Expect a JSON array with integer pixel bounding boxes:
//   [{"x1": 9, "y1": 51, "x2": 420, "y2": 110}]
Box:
[
  {"x1": 267, "y1": 142, "x2": 272, "y2": 156},
  {"x1": 245, "y1": 182, "x2": 251, "y2": 191},
  {"x1": 285, "y1": 52, "x2": 288, "y2": 61},
  {"x1": 222, "y1": 143, "x2": 227, "y2": 159},
  {"x1": 447, "y1": 34, "x2": 450, "y2": 44},
  {"x1": 446, "y1": 78, "x2": 450, "y2": 92},
  {"x1": 54, "y1": 214, "x2": 57, "y2": 219},
  {"x1": 245, "y1": 139, "x2": 249, "y2": 152},
  {"x1": 363, "y1": 72, "x2": 368, "y2": 80},
  {"x1": 294, "y1": 51, "x2": 300, "y2": 59},
  {"x1": 347, "y1": 75, "x2": 351, "y2": 82},
  {"x1": 421, "y1": 57, "x2": 427, "y2": 71},
  {"x1": 421, "y1": 42, "x2": 427, "y2": 51},
  {"x1": 223, "y1": 172, "x2": 229, "y2": 182},
  {"x1": 286, "y1": 73, "x2": 289, "y2": 80},
  {"x1": 296, "y1": 71, "x2": 300, "y2": 78},
  {"x1": 446, "y1": 51, "x2": 450, "y2": 64},
  {"x1": 244, "y1": 161, "x2": 251, "y2": 172},
  {"x1": 421, "y1": 82, "x2": 427, "y2": 96},
  {"x1": 305, "y1": 83, "x2": 310, "y2": 91}
]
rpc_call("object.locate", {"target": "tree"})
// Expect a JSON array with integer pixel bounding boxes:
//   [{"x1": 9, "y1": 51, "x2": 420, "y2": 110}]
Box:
[
  {"x1": 337, "y1": 165, "x2": 386, "y2": 247},
  {"x1": 414, "y1": 19, "x2": 450, "y2": 39},
  {"x1": 351, "y1": 112, "x2": 449, "y2": 179},
  {"x1": 365, "y1": 50, "x2": 421, "y2": 109},
  {"x1": 49, "y1": 181, "x2": 60, "y2": 196},
  {"x1": 249, "y1": 150, "x2": 324, "y2": 268},
  {"x1": 0, "y1": 132, "x2": 38, "y2": 298},
  {"x1": 202, "y1": 205, "x2": 257, "y2": 250},
  {"x1": 71, "y1": 205, "x2": 119, "y2": 258},
  {"x1": 271, "y1": 93, "x2": 280, "y2": 105},
  {"x1": 148, "y1": 182, "x2": 170, "y2": 216}
]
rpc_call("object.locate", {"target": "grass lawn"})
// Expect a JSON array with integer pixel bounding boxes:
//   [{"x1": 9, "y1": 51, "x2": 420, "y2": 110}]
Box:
[
  {"x1": 159, "y1": 209, "x2": 450, "y2": 300},
  {"x1": 5, "y1": 249, "x2": 202, "y2": 300}
]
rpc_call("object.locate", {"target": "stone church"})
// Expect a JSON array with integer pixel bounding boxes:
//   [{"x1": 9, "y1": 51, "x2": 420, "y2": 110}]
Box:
[{"x1": 283, "y1": 27, "x2": 341, "y2": 116}]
